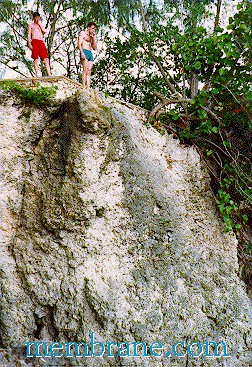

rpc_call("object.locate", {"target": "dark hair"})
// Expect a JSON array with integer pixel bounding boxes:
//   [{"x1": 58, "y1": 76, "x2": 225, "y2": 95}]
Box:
[
  {"x1": 87, "y1": 22, "x2": 97, "y2": 28},
  {"x1": 33, "y1": 12, "x2": 40, "y2": 18}
]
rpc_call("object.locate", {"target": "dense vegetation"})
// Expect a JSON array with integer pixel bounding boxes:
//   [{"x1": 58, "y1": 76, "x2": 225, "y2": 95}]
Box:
[
  {"x1": 0, "y1": 0, "x2": 251, "y2": 291},
  {"x1": 93, "y1": 0, "x2": 252, "y2": 292},
  {"x1": 1, "y1": 81, "x2": 57, "y2": 106},
  {"x1": 0, "y1": 0, "x2": 138, "y2": 78}
]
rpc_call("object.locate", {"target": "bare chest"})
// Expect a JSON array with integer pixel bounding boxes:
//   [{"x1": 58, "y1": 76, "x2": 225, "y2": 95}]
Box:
[{"x1": 83, "y1": 33, "x2": 91, "y2": 43}]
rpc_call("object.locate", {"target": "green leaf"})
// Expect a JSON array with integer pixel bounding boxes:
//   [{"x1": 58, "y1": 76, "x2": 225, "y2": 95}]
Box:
[
  {"x1": 211, "y1": 126, "x2": 218, "y2": 133},
  {"x1": 215, "y1": 27, "x2": 224, "y2": 33},
  {"x1": 194, "y1": 61, "x2": 201, "y2": 70},
  {"x1": 206, "y1": 149, "x2": 214, "y2": 156},
  {"x1": 235, "y1": 224, "x2": 241, "y2": 230},
  {"x1": 171, "y1": 113, "x2": 180, "y2": 121},
  {"x1": 212, "y1": 88, "x2": 219, "y2": 95}
]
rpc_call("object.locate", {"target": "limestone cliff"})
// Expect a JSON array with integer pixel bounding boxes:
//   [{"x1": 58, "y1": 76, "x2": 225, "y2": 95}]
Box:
[{"x1": 0, "y1": 78, "x2": 251, "y2": 367}]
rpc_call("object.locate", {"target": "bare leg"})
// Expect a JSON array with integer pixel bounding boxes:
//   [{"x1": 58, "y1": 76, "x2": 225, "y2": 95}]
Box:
[
  {"x1": 86, "y1": 61, "x2": 93, "y2": 89},
  {"x1": 34, "y1": 59, "x2": 39, "y2": 77},
  {"x1": 81, "y1": 59, "x2": 88, "y2": 88},
  {"x1": 44, "y1": 58, "x2": 51, "y2": 76}
]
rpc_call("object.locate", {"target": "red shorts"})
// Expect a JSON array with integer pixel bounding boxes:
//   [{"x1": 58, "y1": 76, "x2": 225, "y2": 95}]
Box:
[{"x1": 31, "y1": 39, "x2": 48, "y2": 59}]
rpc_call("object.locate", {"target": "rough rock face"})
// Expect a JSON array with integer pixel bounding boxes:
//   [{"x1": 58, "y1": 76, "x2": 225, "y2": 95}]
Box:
[{"x1": 0, "y1": 81, "x2": 251, "y2": 367}]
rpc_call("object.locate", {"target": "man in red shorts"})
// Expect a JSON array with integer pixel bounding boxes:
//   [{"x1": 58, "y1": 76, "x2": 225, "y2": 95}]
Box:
[{"x1": 28, "y1": 12, "x2": 51, "y2": 77}]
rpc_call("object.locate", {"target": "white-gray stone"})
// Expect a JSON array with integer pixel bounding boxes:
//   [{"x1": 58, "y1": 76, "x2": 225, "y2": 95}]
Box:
[{"x1": 0, "y1": 81, "x2": 251, "y2": 367}]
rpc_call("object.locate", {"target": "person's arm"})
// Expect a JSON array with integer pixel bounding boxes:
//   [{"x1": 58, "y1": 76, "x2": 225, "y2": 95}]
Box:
[
  {"x1": 28, "y1": 24, "x2": 32, "y2": 50},
  {"x1": 90, "y1": 33, "x2": 97, "y2": 51},
  {"x1": 78, "y1": 31, "x2": 85, "y2": 59},
  {"x1": 38, "y1": 21, "x2": 47, "y2": 35}
]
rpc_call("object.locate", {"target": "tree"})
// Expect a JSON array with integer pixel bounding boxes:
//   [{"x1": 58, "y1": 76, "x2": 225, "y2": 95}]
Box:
[
  {"x1": 93, "y1": 0, "x2": 252, "y2": 290},
  {"x1": 0, "y1": 0, "x2": 140, "y2": 78}
]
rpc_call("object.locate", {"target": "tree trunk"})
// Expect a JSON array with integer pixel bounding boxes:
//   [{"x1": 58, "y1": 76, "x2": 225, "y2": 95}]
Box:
[
  {"x1": 190, "y1": 72, "x2": 198, "y2": 98},
  {"x1": 214, "y1": 0, "x2": 222, "y2": 32}
]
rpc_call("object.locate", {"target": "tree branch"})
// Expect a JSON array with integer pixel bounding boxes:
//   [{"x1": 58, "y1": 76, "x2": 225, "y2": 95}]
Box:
[
  {"x1": 46, "y1": 0, "x2": 64, "y2": 54},
  {"x1": 0, "y1": 60, "x2": 28, "y2": 78},
  {"x1": 148, "y1": 90, "x2": 192, "y2": 121},
  {"x1": 138, "y1": 0, "x2": 180, "y2": 97},
  {"x1": 201, "y1": 106, "x2": 220, "y2": 122},
  {"x1": 213, "y1": 0, "x2": 222, "y2": 33},
  {"x1": 154, "y1": 90, "x2": 191, "y2": 104}
]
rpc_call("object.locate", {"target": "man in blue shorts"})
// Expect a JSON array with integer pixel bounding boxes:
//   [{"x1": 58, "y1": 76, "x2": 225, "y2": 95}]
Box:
[{"x1": 78, "y1": 22, "x2": 97, "y2": 89}]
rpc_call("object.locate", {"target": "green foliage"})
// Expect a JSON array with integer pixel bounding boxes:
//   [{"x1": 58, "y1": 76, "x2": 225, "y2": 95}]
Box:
[
  {"x1": 216, "y1": 189, "x2": 239, "y2": 232},
  {"x1": 93, "y1": 0, "x2": 252, "y2": 288},
  {"x1": 0, "y1": 0, "x2": 141, "y2": 78},
  {"x1": 1, "y1": 81, "x2": 57, "y2": 106},
  {"x1": 18, "y1": 110, "x2": 31, "y2": 122},
  {"x1": 93, "y1": 30, "x2": 168, "y2": 109},
  {"x1": 1, "y1": 0, "x2": 251, "y2": 286}
]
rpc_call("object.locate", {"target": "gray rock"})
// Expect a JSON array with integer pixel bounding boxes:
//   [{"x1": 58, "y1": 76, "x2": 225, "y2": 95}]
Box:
[{"x1": 0, "y1": 83, "x2": 251, "y2": 367}]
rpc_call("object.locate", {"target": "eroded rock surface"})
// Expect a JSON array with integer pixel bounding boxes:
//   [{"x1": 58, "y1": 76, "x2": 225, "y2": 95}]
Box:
[{"x1": 0, "y1": 84, "x2": 251, "y2": 367}]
